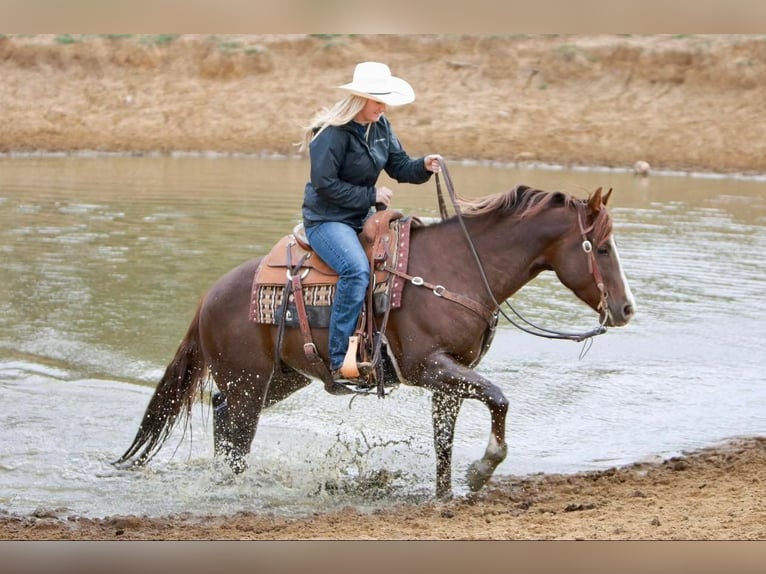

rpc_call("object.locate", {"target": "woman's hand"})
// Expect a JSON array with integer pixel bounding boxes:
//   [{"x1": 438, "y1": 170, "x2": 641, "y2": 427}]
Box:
[
  {"x1": 375, "y1": 186, "x2": 394, "y2": 208},
  {"x1": 424, "y1": 154, "x2": 442, "y2": 173}
]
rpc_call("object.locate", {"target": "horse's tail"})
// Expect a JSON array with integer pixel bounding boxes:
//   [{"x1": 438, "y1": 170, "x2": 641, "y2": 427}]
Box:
[{"x1": 114, "y1": 303, "x2": 208, "y2": 467}]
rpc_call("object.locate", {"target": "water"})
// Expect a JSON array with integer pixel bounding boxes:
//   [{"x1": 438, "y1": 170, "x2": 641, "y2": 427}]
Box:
[{"x1": 1, "y1": 155, "x2": 764, "y2": 518}]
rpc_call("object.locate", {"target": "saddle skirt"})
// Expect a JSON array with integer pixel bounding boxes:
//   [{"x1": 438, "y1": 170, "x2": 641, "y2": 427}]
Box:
[{"x1": 249, "y1": 210, "x2": 416, "y2": 326}]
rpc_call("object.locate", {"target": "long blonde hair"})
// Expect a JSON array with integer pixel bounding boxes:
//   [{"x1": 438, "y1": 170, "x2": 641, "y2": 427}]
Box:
[{"x1": 299, "y1": 95, "x2": 369, "y2": 152}]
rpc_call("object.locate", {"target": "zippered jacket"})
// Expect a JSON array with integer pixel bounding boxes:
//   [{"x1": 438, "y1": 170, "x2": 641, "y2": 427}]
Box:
[{"x1": 302, "y1": 115, "x2": 431, "y2": 232}]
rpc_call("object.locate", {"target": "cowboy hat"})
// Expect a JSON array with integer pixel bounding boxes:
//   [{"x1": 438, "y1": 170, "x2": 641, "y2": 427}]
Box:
[{"x1": 338, "y1": 62, "x2": 415, "y2": 106}]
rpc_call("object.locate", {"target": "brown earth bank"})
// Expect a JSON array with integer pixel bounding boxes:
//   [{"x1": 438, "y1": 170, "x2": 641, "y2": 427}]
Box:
[
  {"x1": 1, "y1": 437, "x2": 764, "y2": 540},
  {"x1": 1, "y1": 34, "x2": 765, "y2": 541},
  {"x1": 1, "y1": 34, "x2": 765, "y2": 174}
]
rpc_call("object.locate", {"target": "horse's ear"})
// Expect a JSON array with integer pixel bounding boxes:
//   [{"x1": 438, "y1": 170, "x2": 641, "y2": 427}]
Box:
[
  {"x1": 588, "y1": 187, "x2": 612, "y2": 212},
  {"x1": 588, "y1": 187, "x2": 603, "y2": 212}
]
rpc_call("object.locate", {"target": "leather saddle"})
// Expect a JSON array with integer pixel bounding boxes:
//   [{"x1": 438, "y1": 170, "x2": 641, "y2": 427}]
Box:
[
  {"x1": 250, "y1": 209, "x2": 413, "y2": 325},
  {"x1": 256, "y1": 209, "x2": 405, "y2": 289},
  {"x1": 248, "y1": 209, "x2": 416, "y2": 396}
]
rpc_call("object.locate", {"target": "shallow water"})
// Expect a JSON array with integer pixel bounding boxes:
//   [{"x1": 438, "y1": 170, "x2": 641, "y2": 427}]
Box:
[{"x1": 1, "y1": 155, "x2": 764, "y2": 518}]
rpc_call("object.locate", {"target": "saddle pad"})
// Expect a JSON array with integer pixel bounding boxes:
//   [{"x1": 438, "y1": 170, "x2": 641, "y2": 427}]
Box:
[
  {"x1": 252, "y1": 283, "x2": 335, "y2": 325},
  {"x1": 250, "y1": 278, "x2": 391, "y2": 325}
]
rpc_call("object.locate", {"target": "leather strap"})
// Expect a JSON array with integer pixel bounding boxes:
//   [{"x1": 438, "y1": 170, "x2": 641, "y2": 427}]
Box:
[
  {"x1": 291, "y1": 268, "x2": 322, "y2": 361},
  {"x1": 284, "y1": 241, "x2": 325, "y2": 369},
  {"x1": 387, "y1": 217, "x2": 413, "y2": 309},
  {"x1": 381, "y1": 264, "x2": 497, "y2": 326}
]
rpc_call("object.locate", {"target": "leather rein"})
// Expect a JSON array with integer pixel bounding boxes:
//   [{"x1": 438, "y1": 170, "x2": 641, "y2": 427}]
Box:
[{"x1": 430, "y1": 157, "x2": 608, "y2": 344}]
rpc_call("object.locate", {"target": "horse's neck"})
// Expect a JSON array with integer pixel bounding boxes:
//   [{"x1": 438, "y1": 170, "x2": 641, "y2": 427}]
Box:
[{"x1": 432, "y1": 213, "x2": 566, "y2": 301}]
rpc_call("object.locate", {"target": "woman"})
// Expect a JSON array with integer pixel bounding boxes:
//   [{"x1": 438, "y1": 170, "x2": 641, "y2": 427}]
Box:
[{"x1": 300, "y1": 61, "x2": 441, "y2": 382}]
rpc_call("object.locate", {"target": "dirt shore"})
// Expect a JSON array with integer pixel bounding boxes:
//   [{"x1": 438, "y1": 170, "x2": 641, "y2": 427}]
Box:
[
  {"x1": 2, "y1": 34, "x2": 766, "y2": 174},
  {"x1": 2, "y1": 437, "x2": 764, "y2": 540},
  {"x1": 1, "y1": 34, "x2": 764, "y2": 540}
]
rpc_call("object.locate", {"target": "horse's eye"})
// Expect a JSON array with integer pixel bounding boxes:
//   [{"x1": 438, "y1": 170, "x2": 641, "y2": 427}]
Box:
[{"x1": 597, "y1": 245, "x2": 610, "y2": 255}]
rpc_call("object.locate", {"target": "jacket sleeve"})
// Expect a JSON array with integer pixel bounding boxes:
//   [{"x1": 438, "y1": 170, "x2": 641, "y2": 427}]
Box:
[
  {"x1": 383, "y1": 123, "x2": 432, "y2": 185},
  {"x1": 309, "y1": 128, "x2": 377, "y2": 211}
]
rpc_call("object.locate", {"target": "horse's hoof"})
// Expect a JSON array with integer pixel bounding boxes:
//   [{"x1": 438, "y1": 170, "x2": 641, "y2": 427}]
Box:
[
  {"x1": 323, "y1": 381, "x2": 355, "y2": 396},
  {"x1": 225, "y1": 454, "x2": 248, "y2": 474},
  {"x1": 466, "y1": 460, "x2": 491, "y2": 492},
  {"x1": 435, "y1": 489, "x2": 454, "y2": 501}
]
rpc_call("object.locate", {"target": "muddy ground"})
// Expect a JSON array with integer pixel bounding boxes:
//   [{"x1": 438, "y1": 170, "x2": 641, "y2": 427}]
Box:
[
  {"x1": 1, "y1": 438, "x2": 764, "y2": 540},
  {"x1": 1, "y1": 34, "x2": 764, "y2": 540}
]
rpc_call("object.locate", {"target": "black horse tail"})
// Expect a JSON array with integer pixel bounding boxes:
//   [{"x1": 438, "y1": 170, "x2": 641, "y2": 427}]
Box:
[{"x1": 114, "y1": 303, "x2": 208, "y2": 467}]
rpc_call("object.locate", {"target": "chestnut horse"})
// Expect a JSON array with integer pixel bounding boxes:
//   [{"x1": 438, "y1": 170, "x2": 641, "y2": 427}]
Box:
[{"x1": 116, "y1": 184, "x2": 635, "y2": 499}]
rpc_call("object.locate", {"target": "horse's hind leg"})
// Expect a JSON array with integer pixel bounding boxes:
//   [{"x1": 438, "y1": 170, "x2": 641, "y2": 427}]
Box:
[
  {"x1": 212, "y1": 391, "x2": 247, "y2": 473},
  {"x1": 213, "y1": 368, "x2": 312, "y2": 473},
  {"x1": 211, "y1": 372, "x2": 267, "y2": 473}
]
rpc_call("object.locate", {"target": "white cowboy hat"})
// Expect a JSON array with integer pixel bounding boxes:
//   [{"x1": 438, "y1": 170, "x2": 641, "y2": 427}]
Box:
[{"x1": 338, "y1": 62, "x2": 415, "y2": 106}]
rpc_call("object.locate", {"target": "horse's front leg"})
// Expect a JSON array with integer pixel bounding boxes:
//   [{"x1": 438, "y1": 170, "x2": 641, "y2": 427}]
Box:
[
  {"x1": 465, "y1": 417, "x2": 508, "y2": 493},
  {"x1": 423, "y1": 353, "x2": 509, "y2": 495},
  {"x1": 432, "y1": 391, "x2": 463, "y2": 500}
]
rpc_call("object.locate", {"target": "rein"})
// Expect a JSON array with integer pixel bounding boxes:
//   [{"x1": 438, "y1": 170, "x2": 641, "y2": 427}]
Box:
[{"x1": 433, "y1": 157, "x2": 608, "y2": 347}]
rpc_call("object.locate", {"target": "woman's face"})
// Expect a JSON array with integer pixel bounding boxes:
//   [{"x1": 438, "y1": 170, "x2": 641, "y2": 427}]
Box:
[{"x1": 354, "y1": 98, "x2": 387, "y2": 124}]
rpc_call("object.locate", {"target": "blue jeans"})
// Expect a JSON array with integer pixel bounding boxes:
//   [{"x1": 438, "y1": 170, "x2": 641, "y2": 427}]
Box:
[{"x1": 305, "y1": 222, "x2": 370, "y2": 370}]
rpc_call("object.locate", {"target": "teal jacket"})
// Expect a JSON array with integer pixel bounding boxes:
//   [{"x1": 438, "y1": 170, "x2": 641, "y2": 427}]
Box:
[{"x1": 302, "y1": 115, "x2": 431, "y2": 232}]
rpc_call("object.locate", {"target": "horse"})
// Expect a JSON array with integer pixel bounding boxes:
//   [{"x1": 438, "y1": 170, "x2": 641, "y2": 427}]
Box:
[{"x1": 115, "y1": 183, "x2": 635, "y2": 499}]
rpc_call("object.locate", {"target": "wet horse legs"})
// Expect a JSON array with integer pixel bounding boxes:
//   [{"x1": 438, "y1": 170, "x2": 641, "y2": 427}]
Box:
[
  {"x1": 432, "y1": 391, "x2": 463, "y2": 499},
  {"x1": 425, "y1": 352, "x2": 509, "y2": 497}
]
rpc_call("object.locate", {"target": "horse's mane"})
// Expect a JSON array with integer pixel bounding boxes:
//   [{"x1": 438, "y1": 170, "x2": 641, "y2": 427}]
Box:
[{"x1": 455, "y1": 184, "x2": 613, "y2": 246}]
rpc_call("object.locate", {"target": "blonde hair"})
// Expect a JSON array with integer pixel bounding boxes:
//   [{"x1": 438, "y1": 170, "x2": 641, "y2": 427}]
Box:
[{"x1": 299, "y1": 95, "x2": 370, "y2": 152}]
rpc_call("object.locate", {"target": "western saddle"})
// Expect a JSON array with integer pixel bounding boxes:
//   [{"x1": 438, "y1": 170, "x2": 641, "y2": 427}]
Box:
[{"x1": 249, "y1": 210, "x2": 416, "y2": 395}]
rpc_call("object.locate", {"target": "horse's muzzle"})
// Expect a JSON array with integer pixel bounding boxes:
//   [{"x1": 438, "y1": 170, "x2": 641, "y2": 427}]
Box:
[{"x1": 605, "y1": 300, "x2": 635, "y2": 327}]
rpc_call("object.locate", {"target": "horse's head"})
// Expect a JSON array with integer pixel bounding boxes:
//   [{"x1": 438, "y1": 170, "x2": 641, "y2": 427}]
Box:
[{"x1": 550, "y1": 187, "x2": 635, "y2": 327}]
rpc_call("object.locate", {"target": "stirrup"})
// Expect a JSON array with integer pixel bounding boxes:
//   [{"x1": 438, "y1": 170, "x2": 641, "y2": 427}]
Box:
[
  {"x1": 340, "y1": 335, "x2": 363, "y2": 378},
  {"x1": 333, "y1": 363, "x2": 373, "y2": 380},
  {"x1": 332, "y1": 359, "x2": 375, "y2": 392},
  {"x1": 331, "y1": 369, "x2": 377, "y2": 394}
]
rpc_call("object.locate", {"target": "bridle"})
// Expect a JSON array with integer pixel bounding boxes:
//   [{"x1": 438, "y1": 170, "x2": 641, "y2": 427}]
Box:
[
  {"x1": 433, "y1": 157, "x2": 609, "y2": 349},
  {"x1": 575, "y1": 200, "x2": 609, "y2": 316}
]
